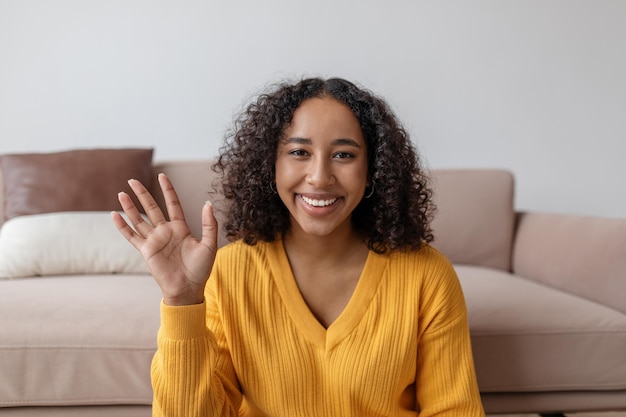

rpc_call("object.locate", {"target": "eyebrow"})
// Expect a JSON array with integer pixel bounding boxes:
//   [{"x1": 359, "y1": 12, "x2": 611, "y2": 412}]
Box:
[{"x1": 282, "y1": 137, "x2": 362, "y2": 148}]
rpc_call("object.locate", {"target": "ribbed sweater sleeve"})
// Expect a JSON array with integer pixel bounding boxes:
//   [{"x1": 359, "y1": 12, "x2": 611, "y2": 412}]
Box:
[
  {"x1": 414, "y1": 251, "x2": 484, "y2": 416},
  {"x1": 151, "y1": 300, "x2": 242, "y2": 417}
]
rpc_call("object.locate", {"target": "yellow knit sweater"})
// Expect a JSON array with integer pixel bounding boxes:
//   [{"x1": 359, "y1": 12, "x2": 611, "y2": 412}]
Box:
[{"x1": 151, "y1": 239, "x2": 485, "y2": 417}]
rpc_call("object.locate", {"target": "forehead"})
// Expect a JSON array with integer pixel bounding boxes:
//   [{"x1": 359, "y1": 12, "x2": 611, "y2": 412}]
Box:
[{"x1": 283, "y1": 97, "x2": 364, "y2": 143}]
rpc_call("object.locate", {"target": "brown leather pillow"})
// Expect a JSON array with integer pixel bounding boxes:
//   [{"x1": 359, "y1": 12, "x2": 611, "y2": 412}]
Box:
[{"x1": 0, "y1": 148, "x2": 154, "y2": 220}]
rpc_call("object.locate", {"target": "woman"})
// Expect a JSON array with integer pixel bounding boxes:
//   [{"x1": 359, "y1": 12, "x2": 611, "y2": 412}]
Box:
[{"x1": 112, "y1": 77, "x2": 485, "y2": 416}]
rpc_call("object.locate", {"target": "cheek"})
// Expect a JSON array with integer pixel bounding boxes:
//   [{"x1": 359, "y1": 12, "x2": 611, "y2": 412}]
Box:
[
  {"x1": 275, "y1": 163, "x2": 296, "y2": 208},
  {"x1": 346, "y1": 164, "x2": 369, "y2": 190},
  {"x1": 274, "y1": 159, "x2": 298, "y2": 189},
  {"x1": 274, "y1": 159, "x2": 287, "y2": 184}
]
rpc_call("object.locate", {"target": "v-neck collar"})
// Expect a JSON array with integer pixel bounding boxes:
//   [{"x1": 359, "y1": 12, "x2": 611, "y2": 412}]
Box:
[{"x1": 266, "y1": 238, "x2": 387, "y2": 351}]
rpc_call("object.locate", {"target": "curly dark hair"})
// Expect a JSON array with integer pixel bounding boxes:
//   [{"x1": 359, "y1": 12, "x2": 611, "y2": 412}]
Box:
[{"x1": 213, "y1": 77, "x2": 434, "y2": 253}]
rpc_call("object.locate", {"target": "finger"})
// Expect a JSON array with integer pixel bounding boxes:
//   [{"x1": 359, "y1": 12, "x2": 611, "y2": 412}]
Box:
[
  {"x1": 111, "y1": 211, "x2": 144, "y2": 251},
  {"x1": 200, "y1": 201, "x2": 218, "y2": 256},
  {"x1": 128, "y1": 178, "x2": 167, "y2": 226},
  {"x1": 157, "y1": 173, "x2": 186, "y2": 222},
  {"x1": 117, "y1": 191, "x2": 153, "y2": 237}
]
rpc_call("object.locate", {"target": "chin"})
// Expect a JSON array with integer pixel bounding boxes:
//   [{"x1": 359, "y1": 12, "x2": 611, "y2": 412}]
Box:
[{"x1": 296, "y1": 218, "x2": 352, "y2": 239}]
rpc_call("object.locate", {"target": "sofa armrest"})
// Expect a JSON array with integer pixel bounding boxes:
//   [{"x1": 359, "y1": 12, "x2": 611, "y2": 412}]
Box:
[{"x1": 512, "y1": 212, "x2": 626, "y2": 314}]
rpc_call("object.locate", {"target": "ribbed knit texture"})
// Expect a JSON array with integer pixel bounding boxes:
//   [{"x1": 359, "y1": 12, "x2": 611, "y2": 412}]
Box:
[{"x1": 151, "y1": 239, "x2": 485, "y2": 417}]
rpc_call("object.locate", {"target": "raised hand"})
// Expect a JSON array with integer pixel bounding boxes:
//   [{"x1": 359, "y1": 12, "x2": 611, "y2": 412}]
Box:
[{"x1": 111, "y1": 173, "x2": 218, "y2": 306}]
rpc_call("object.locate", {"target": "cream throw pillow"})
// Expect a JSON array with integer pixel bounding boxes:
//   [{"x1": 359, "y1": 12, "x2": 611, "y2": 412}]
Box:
[{"x1": 0, "y1": 212, "x2": 149, "y2": 278}]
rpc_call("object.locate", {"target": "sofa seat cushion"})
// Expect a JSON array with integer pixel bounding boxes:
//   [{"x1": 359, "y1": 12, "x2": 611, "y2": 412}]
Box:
[
  {"x1": 0, "y1": 275, "x2": 161, "y2": 407},
  {"x1": 456, "y1": 265, "x2": 626, "y2": 393}
]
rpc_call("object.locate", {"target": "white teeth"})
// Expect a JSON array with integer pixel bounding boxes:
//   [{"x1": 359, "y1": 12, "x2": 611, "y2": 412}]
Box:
[{"x1": 301, "y1": 195, "x2": 338, "y2": 207}]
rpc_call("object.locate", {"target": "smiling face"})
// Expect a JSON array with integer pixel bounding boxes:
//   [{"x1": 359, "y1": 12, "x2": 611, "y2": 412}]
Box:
[{"x1": 275, "y1": 96, "x2": 369, "y2": 241}]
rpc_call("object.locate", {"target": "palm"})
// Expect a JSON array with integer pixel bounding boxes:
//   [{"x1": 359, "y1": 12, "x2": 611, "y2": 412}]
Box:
[
  {"x1": 141, "y1": 219, "x2": 214, "y2": 296},
  {"x1": 112, "y1": 174, "x2": 218, "y2": 306}
]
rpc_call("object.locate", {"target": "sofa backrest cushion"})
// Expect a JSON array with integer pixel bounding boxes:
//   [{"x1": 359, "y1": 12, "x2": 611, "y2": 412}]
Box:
[
  {"x1": 1, "y1": 158, "x2": 516, "y2": 271},
  {"x1": 0, "y1": 156, "x2": 516, "y2": 270},
  {"x1": 150, "y1": 160, "x2": 231, "y2": 248},
  {"x1": 0, "y1": 159, "x2": 515, "y2": 270},
  {"x1": 429, "y1": 169, "x2": 515, "y2": 271},
  {"x1": 513, "y1": 212, "x2": 626, "y2": 314},
  {"x1": 151, "y1": 162, "x2": 516, "y2": 271}
]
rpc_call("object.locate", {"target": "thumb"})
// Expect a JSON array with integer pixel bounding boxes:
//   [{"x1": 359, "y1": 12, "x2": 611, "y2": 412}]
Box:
[{"x1": 200, "y1": 201, "x2": 218, "y2": 252}]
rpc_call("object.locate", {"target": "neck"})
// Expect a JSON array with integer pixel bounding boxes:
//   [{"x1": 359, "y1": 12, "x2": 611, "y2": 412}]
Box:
[{"x1": 283, "y1": 226, "x2": 367, "y2": 262}]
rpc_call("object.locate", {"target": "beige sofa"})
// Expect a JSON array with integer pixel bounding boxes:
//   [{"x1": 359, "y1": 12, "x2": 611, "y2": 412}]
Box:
[{"x1": 0, "y1": 159, "x2": 624, "y2": 416}]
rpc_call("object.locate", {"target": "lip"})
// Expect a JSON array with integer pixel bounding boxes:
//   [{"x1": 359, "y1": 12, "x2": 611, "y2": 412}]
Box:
[
  {"x1": 297, "y1": 193, "x2": 341, "y2": 216},
  {"x1": 300, "y1": 195, "x2": 338, "y2": 207}
]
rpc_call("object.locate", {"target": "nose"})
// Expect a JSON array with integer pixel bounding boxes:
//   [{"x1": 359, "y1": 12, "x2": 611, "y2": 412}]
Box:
[{"x1": 306, "y1": 156, "x2": 335, "y2": 187}]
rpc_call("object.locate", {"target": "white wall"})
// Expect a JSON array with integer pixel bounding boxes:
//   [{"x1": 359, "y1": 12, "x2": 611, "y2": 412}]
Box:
[{"x1": 1, "y1": 0, "x2": 625, "y2": 218}]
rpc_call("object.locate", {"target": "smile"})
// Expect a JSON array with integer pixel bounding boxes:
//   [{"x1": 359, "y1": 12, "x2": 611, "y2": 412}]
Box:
[{"x1": 300, "y1": 195, "x2": 338, "y2": 207}]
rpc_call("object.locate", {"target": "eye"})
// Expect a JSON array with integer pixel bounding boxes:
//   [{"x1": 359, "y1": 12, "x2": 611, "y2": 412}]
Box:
[
  {"x1": 288, "y1": 149, "x2": 309, "y2": 158},
  {"x1": 333, "y1": 151, "x2": 354, "y2": 159}
]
